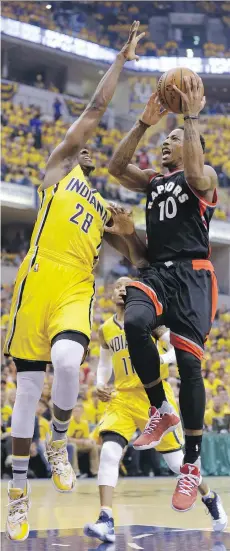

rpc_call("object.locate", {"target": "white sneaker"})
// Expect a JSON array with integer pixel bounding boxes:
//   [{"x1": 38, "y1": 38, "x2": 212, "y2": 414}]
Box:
[
  {"x1": 45, "y1": 439, "x2": 76, "y2": 492},
  {"x1": 6, "y1": 481, "x2": 30, "y2": 541},
  {"x1": 202, "y1": 492, "x2": 228, "y2": 532},
  {"x1": 84, "y1": 511, "x2": 115, "y2": 542}
]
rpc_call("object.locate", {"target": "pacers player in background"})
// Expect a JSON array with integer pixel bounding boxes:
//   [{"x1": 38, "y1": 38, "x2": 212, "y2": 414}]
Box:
[
  {"x1": 84, "y1": 278, "x2": 227, "y2": 543},
  {"x1": 4, "y1": 22, "x2": 146, "y2": 541}
]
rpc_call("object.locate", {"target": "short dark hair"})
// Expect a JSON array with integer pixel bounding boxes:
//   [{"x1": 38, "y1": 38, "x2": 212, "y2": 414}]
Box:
[{"x1": 178, "y1": 126, "x2": 205, "y2": 153}]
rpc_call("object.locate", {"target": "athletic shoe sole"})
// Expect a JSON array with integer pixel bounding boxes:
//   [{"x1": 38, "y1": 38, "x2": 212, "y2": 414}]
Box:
[{"x1": 84, "y1": 524, "x2": 115, "y2": 543}]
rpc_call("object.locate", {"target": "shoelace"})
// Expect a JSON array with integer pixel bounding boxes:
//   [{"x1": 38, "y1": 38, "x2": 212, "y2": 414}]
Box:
[
  {"x1": 143, "y1": 414, "x2": 161, "y2": 435},
  {"x1": 7, "y1": 495, "x2": 29, "y2": 525},
  {"x1": 45, "y1": 445, "x2": 68, "y2": 475},
  {"x1": 177, "y1": 473, "x2": 200, "y2": 496}
]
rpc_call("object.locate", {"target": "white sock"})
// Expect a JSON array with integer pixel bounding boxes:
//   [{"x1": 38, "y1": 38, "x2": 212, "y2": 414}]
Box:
[
  {"x1": 159, "y1": 400, "x2": 174, "y2": 415},
  {"x1": 101, "y1": 506, "x2": 113, "y2": 518}
]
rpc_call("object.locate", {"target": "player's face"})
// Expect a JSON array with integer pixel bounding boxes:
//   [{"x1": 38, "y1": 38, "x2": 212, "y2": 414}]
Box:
[
  {"x1": 112, "y1": 277, "x2": 132, "y2": 306},
  {"x1": 79, "y1": 148, "x2": 95, "y2": 173},
  {"x1": 161, "y1": 128, "x2": 184, "y2": 168}
]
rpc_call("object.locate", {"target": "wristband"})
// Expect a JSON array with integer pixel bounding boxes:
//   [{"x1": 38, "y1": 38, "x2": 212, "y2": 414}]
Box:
[
  {"x1": 139, "y1": 119, "x2": 151, "y2": 128},
  {"x1": 184, "y1": 115, "x2": 199, "y2": 121}
]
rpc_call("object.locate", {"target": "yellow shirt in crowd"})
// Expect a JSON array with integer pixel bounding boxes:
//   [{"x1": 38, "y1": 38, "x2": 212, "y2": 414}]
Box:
[{"x1": 67, "y1": 418, "x2": 89, "y2": 440}]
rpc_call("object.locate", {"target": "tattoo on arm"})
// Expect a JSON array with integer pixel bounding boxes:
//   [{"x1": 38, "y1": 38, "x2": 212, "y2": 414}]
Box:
[{"x1": 109, "y1": 120, "x2": 149, "y2": 175}]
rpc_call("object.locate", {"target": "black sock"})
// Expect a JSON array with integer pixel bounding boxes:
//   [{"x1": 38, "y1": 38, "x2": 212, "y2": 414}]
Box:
[
  {"x1": 184, "y1": 435, "x2": 202, "y2": 465},
  {"x1": 144, "y1": 380, "x2": 167, "y2": 409}
]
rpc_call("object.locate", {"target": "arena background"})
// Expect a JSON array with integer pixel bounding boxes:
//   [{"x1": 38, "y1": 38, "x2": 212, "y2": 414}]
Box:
[{"x1": 1, "y1": 1, "x2": 230, "y2": 547}]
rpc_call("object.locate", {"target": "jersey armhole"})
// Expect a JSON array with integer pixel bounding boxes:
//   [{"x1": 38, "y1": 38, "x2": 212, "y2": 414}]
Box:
[{"x1": 185, "y1": 180, "x2": 218, "y2": 208}]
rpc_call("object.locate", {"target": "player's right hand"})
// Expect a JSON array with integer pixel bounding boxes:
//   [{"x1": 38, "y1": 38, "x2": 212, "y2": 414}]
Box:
[
  {"x1": 140, "y1": 92, "x2": 168, "y2": 126},
  {"x1": 119, "y1": 21, "x2": 145, "y2": 62},
  {"x1": 96, "y1": 384, "x2": 113, "y2": 402}
]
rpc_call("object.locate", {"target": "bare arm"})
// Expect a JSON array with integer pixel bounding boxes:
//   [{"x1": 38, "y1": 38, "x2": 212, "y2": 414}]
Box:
[
  {"x1": 173, "y1": 76, "x2": 218, "y2": 194},
  {"x1": 183, "y1": 118, "x2": 218, "y2": 193},
  {"x1": 42, "y1": 22, "x2": 145, "y2": 190},
  {"x1": 108, "y1": 121, "x2": 152, "y2": 191},
  {"x1": 108, "y1": 92, "x2": 168, "y2": 191}
]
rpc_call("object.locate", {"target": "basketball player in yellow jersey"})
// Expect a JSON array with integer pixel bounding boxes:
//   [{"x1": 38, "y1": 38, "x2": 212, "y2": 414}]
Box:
[
  {"x1": 84, "y1": 278, "x2": 228, "y2": 543},
  {"x1": 4, "y1": 22, "x2": 147, "y2": 542}
]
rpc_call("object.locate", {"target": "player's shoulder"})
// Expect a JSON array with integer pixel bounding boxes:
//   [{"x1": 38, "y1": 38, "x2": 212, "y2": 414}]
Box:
[{"x1": 101, "y1": 315, "x2": 115, "y2": 333}]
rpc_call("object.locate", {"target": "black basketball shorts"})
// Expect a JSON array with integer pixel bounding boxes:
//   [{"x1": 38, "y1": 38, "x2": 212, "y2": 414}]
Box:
[{"x1": 128, "y1": 259, "x2": 218, "y2": 360}]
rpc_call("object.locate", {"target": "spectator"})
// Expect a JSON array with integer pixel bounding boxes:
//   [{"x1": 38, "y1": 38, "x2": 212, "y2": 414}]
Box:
[
  {"x1": 53, "y1": 97, "x2": 62, "y2": 121},
  {"x1": 30, "y1": 111, "x2": 42, "y2": 149},
  {"x1": 34, "y1": 74, "x2": 45, "y2": 89},
  {"x1": 204, "y1": 395, "x2": 226, "y2": 430}
]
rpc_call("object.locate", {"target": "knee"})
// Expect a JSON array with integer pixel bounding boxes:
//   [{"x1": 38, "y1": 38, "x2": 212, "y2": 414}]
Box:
[
  {"x1": 163, "y1": 449, "x2": 184, "y2": 475},
  {"x1": 100, "y1": 441, "x2": 123, "y2": 467},
  {"x1": 124, "y1": 306, "x2": 149, "y2": 341},
  {"x1": 176, "y1": 350, "x2": 202, "y2": 383},
  {"x1": 51, "y1": 341, "x2": 82, "y2": 378}
]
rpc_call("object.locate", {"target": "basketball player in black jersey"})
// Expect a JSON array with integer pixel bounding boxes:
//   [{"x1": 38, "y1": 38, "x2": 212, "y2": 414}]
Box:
[{"x1": 108, "y1": 77, "x2": 219, "y2": 513}]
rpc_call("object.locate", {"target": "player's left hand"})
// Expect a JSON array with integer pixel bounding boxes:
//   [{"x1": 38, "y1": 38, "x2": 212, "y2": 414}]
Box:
[
  {"x1": 106, "y1": 205, "x2": 135, "y2": 236},
  {"x1": 120, "y1": 21, "x2": 145, "y2": 62},
  {"x1": 173, "y1": 76, "x2": 206, "y2": 116}
]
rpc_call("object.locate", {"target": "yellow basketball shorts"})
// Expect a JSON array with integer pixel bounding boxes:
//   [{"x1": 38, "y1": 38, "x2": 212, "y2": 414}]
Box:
[
  {"x1": 97, "y1": 381, "x2": 184, "y2": 454},
  {"x1": 4, "y1": 250, "x2": 95, "y2": 362}
]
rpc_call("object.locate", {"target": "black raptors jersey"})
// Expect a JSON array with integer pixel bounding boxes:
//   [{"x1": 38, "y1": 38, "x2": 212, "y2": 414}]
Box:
[{"x1": 146, "y1": 170, "x2": 217, "y2": 263}]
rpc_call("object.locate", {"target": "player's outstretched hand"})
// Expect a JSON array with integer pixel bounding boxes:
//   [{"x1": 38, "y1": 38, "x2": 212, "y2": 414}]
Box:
[
  {"x1": 140, "y1": 92, "x2": 168, "y2": 126},
  {"x1": 96, "y1": 384, "x2": 113, "y2": 402},
  {"x1": 106, "y1": 205, "x2": 135, "y2": 236},
  {"x1": 120, "y1": 20, "x2": 145, "y2": 62},
  {"x1": 173, "y1": 76, "x2": 206, "y2": 116}
]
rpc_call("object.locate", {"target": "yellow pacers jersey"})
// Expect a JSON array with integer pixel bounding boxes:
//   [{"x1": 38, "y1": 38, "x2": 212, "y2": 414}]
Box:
[
  {"x1": 102, "y1": 315, "x2": 169, "y2": 391},
  {"x1": 30, "y1": 164, "x2": 111, "y2": 270}
]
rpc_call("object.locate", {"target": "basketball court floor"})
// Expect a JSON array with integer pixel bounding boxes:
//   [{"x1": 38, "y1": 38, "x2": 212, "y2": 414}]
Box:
[{"x1": 1, "y1": 477, "x2": 230, "y2": 550}]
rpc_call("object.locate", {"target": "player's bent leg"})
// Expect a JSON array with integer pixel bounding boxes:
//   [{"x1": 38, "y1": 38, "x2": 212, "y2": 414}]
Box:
[
  {"x1": 46, "y1": 333, "x2": 88, "y2": 493},
  {"x1": 125, "y1": 288, "x2": 180, "y2": 451},
  {"x1": 84, "y1": 432, "x2": 127, "y2": 543},
  {"x1": 6, "y1": 366, "x2": 45, "y2": 542},
  {"x1": 171, "y1": 349, "x2": 205, "y2": 512}
]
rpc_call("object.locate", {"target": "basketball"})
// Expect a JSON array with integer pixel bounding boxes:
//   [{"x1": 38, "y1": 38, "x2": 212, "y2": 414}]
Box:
[{"x1": 157, "y1": 67, "x2": 204, "y2": 114}]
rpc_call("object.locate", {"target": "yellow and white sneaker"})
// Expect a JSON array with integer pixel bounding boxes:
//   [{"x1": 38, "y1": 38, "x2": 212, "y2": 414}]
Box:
[
  {"x1": 45, "y1": 439, "x2": 76, "y2": 492},
  {"x1": 6, "y1": 482, "x2": 30, "y2": 541}
]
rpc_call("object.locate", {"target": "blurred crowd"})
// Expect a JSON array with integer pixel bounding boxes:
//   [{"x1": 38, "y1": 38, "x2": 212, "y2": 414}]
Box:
[
  {"x1": 1, "y1": 276, "x2": 230, "y2": 479},
  {"x1": 1, "y1": 101, "x2": 230, "y2": 221},
  {"x1": 2, "y1": 1, "x2": 230, "y2": 58}
]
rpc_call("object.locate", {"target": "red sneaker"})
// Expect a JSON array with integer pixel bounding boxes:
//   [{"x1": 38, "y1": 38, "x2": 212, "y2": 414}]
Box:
[
  {"x1": 172, "y1": 463, "x2": 201, "y2": 512},
  {"x1": 133, "y1": 406, "x2": 180, "y2": 450}
]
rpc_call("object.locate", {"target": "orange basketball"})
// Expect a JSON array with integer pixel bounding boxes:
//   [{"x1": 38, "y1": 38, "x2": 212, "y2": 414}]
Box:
[{"x1": 157, "y1": 67, "x2": 204, "y2": 114}]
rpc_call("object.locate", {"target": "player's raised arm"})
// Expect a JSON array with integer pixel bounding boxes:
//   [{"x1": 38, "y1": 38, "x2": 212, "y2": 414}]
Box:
[
  {"x1": 42, "y1": 21, "x2": 145, "y2": 190},
  {"x1": 173, "y1": 76, "x2": 218, "y2": 195},
  {"x1": 108, "y1": 92, "x2": 168, "y2": 192}
]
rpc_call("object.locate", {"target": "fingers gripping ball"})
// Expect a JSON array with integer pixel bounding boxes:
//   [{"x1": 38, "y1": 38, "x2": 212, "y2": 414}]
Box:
[{"x1": 157, "y1": 68, "x2": 204, "y2": 114}]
